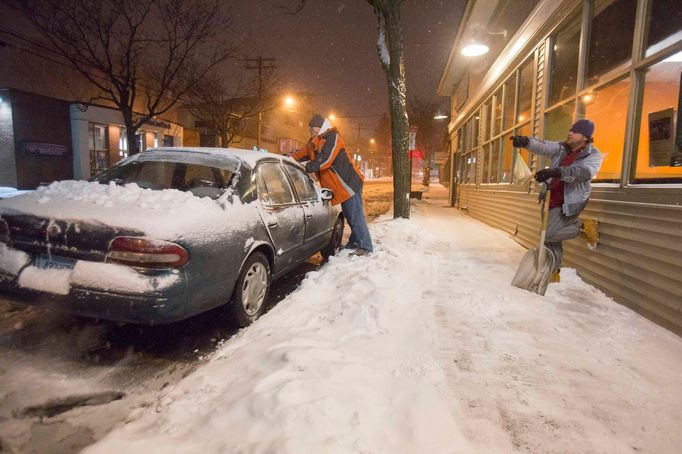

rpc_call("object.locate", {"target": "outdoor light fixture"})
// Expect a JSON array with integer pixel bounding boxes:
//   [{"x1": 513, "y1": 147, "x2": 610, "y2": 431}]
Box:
[
  {"x1": 460, "y1": 25, "x2": 507, "y2": 57},
  {"x1": 329, "y1": 113, "x2": 336, "y2": 121}
]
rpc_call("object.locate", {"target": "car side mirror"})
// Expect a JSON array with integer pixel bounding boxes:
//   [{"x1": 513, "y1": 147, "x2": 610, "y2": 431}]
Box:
[{"x1": 320, "y1": 188, "x2": 333, "y2": 201}]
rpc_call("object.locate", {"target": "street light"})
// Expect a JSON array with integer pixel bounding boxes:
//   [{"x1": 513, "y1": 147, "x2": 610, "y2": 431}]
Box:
[{"x1": 284, "y1": 95, "x2": 296, "y2": 110}]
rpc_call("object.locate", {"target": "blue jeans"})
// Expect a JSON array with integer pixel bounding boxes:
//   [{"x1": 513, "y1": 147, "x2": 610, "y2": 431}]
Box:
[{"x1": 341, "y1": 189, "x2": 373, "y2": 252}]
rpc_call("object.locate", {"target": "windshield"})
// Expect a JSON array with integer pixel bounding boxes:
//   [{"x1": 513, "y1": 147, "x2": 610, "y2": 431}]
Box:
[{"x1": 92, "y1": 160, "x2": 234, "y2": 199}]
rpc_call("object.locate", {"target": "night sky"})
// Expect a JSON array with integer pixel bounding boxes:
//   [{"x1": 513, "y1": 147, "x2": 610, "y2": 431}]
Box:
[{"x1": 230, "y1": 0, "x2": 465, "y2": 131}]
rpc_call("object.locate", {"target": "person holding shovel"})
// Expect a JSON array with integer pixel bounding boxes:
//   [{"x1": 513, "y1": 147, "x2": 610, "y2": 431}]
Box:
[{"x1": 510, "y1": 119, "x2": 602, "y2": 283}]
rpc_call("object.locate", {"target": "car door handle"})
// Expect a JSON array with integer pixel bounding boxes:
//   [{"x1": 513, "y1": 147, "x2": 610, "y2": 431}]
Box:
[
  {"x1": 305, "y1": 213, "x2": 312, "y2": 219},
  {"x1": 268, "y1": 221, "x2": 279, "y2": 228}
]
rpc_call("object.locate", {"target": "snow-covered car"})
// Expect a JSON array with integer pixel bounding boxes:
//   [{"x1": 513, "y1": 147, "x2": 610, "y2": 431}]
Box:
[{"x1": 0, "y1": 148, "x2": 344, "y2": 325}]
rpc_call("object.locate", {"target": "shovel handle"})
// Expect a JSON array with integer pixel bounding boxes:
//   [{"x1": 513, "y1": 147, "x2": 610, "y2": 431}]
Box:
[{"x1": 537, "y1": 186, "x2": 551, "y2": 266}]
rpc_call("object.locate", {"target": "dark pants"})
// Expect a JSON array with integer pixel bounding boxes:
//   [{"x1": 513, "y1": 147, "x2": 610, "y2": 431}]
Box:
[
  {"x1": 545, "y1": 207, "x2": 580, "y2": 268},
  {"x1": 341, "y1": 188, "x2": 373, "y2": 252}
]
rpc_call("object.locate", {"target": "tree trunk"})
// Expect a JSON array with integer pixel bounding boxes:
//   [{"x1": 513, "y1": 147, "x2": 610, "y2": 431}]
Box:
[
  {"x1": 123, "y1": 110, "x2": 139, "y2": 156},
  {"x1": 220, "y1": 129, "x2": 229, "y2": 148},
  {"x1": 380, "y1": 4, "x2": 410, "y2": 219}
]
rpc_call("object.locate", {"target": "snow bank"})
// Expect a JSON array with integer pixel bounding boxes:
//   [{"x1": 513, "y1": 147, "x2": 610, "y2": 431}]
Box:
[
  {"x1": 85, "y1": 208, "x2": 473, "y2": 453},
  {"x1": 0, "y1": 180, "x2": 255, "y2": 241}
]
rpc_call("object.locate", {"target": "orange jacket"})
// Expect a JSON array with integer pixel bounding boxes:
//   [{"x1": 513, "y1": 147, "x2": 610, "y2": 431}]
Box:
[{"x1": 291, "y1": 128, "x2": 364, "y2": 205}]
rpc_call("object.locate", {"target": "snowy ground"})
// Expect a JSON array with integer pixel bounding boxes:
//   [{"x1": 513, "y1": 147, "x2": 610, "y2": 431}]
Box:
[{"x1": 76, "y1": 184, "x2": 682, "y2": 454}]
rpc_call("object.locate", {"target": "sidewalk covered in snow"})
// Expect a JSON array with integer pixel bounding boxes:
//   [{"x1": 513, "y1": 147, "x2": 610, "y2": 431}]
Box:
[{"x1": 86, "y1": 184, "x2": 682, "y2": 454}]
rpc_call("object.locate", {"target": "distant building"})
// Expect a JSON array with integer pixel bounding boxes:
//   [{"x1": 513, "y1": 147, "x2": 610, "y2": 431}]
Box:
[
  {"x1": 438, "y1": 0, "x2": 682, "y2": 334},
  {"x1": 0, "y1": 26, "x2": 183, "y2": 188}
]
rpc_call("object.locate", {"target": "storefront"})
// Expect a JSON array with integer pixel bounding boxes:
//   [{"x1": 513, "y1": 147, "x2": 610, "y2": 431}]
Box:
[
  {"x1": 70, "y1": 104, "x2": 183, "y2": 179},
  {"x1": 438, "y1": 0, "x2": 682, "y2": 333},
  {"x1": 0, "y1": 89, "x2": 183, "y2": 188}
]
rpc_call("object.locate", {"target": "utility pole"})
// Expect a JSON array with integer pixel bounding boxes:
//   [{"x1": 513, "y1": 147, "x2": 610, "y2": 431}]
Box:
[
  {"x1": 353, "y1": 122, "x2": 370, "y2": 170},
  {"x1": 245, "y1": 56, "x2": 276, "y2": 149}
]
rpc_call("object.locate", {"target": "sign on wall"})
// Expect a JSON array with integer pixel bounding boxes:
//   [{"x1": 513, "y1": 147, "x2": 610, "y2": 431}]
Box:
[{"x1": 20, "y1": 142, "x2": 71, "y2": 158}]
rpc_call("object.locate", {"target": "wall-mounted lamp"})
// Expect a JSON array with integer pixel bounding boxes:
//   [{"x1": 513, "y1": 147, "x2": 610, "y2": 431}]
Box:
[{"x1": 461, "y1": 25, "x2": 507, "y2": 57}]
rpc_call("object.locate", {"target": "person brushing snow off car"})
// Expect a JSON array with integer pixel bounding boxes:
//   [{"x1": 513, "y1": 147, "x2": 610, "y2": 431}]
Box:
[
  {"x1": 510, "y1": 119, "x2": 602, "y2": 282},
  {"x1": 291, "y1": 114, "x2": 373, "y2": 256}
]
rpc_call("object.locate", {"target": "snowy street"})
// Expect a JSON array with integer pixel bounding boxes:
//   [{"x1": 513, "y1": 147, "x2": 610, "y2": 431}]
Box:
[{"x1": 72, "y1": 183, "x2": 682, "y2": 453}]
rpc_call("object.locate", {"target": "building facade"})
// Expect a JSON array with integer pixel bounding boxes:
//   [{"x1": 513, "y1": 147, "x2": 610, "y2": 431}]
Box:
[{"x1": 438, "y1": 0, "x2": 682, "y2": 333}]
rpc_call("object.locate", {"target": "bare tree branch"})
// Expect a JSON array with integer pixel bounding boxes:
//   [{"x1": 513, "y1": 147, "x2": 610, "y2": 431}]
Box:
[{"x1": 8, "y1": 0, "x2": 237, "y2": 155}]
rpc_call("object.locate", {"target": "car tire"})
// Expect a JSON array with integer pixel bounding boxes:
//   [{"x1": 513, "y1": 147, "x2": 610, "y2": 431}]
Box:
[
  {"x1": 321, "y1": 216, "x2": 344, "y2": 261},
  {"x1": 231, "y1": 252, "x2": 271, "y2": 327}
]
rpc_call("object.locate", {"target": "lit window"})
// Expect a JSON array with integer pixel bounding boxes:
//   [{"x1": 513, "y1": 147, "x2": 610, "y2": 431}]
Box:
[
  {"x1": 583, "y1": 76, "x2": 630, "y2": 182},
  {"x1": 633, "y1": 52, "x2": 682, "y2": 183}
]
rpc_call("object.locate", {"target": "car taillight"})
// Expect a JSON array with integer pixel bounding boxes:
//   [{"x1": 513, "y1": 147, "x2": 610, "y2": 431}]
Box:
[
  {"x1": 107, "y1": 237, "x2": 189, "y2": 268},
  {"x1": 0, "y1": 219, "x2": 9, "y2": 243}
]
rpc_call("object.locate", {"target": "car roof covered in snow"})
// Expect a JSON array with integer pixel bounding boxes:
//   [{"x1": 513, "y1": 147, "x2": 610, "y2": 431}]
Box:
[{"x1": 138, "y1": 147, "x2": 301, "y2": 169}]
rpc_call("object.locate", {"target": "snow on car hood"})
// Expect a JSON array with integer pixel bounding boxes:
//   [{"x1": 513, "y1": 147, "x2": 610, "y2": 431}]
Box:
[{"x1": 0, "y1": 180, "x2": 254, "y2": 241}]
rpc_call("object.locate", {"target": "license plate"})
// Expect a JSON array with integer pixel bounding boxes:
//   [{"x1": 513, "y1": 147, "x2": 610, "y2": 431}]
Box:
[{"x1": 34, "y1": 254, "x2": 76, "y2": 271}]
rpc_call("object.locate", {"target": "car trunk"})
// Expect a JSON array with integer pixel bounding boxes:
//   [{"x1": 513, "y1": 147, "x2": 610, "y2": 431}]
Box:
[{"x1": 4, "y1": 214, "x2": 144, "y2": 263}]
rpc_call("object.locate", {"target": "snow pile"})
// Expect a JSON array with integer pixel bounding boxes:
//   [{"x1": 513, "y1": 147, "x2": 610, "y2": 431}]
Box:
[
  {"x1": 0, "y1": 180, "x2": 254, "y2": 240},
  {"x1": 86, "y1": 208, "x2": 473, "y2": 453},
  {"x1": 0, "y1": 244, "x2": 29, "y2": 275},
  {"x1": 84, "y1": 185, "x2": 682, "y2": 453}
]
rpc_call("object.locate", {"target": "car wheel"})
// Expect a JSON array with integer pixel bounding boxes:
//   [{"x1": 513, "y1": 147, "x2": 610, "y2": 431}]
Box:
[
  {"x1": 321, "y1": 216, "x2": 344, "y2": 260},
  {"x1": 231, "y1": 252, "x2": 271, "y2": 327}
]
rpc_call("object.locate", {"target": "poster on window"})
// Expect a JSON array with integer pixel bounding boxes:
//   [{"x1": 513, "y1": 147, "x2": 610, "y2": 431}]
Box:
[
  {"x1": 648, "y1": 108, "x2": 675, "y2": 167},
  {"x1": 671, "y1": 74, "x2": 682, "y2": 167}
]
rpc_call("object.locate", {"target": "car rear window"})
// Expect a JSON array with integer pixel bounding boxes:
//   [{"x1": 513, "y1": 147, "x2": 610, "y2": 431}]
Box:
[{"x1": 93, "y1": 160, "x2": 233, "y2": 199}]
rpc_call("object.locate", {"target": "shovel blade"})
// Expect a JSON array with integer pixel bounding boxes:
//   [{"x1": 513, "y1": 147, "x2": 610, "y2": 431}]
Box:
[{"x1": 511, "y1": 246, "x2": 555, "y2": 296}]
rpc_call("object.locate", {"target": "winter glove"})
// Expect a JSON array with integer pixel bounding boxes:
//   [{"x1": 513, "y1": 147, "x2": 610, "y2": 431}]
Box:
[
  {"x1": 534, "y1": 167, "x2": 561, "y2": 183},
  {"x1": 304, "y1": 162, "x2": 315, "y2": 173},
  {"x1": 510, "y1": 135, "x2": 529, "y2": 148}
]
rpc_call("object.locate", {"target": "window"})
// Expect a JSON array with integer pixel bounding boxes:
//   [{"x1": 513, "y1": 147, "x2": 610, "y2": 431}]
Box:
[
  {"x1": 481, "y1": 146, "x2": 490, "y2": 183},
  {"x1": 548, "y1": 9, "x2": 581, "y2": 106},
  {"x1": 544, "y1": 101, "x2": 575, "y2": 141},
  {"x1": 500, "y1": 132, "x2": 513, "y2": 183},
  {"x1": 88, "y1": 123, "x2": 109, "y2": 176},
  {"x1": 503, "y1": 75, "x2": 517, "y2": 131},
  {"x1": 483, "y1": 101, "x2": 492, "y2": 141},
  {"x1": 472, "y1": 112, "x2": 480, "y2": 147},
  {"x1": 136, "y1": 132, "x2": 146, "y2": 152},
  {"x1": 153, "y1": 135, "x2": 159, "y2": 148},
  {"x1": 633, "y1": 52, "x2": 682, "y2": 183},
  {"x1": 493, "y1": 88, "x2": 503, "y2": 136},
  {"x1": 586, "y1": 0, "x2": 637, "y2": 85},
  {"x1": 583, "y1": 77, "x2": 631, "y2": 182},
  {"x1": 645, "y1": 0, "x2": 682, "y2": 57},
  {"x1": 92, "y1": 160, "x2": 232, "y2": 198},
  {"x1": 257, "y1": 162, "x2": 296, "y2": 205},
  {"x1": 284, "y1": 164, "x2": 318, "y2": 202},
  {"x1": 119, "y1": 129, "x2": 129, "y2": 159},
  {"x1": 163, "y1": 135, "x2": 175, "y2": 147},
  {"x1": 513, "y1": 123, "x2": 532, "y2": 181},
  {"x1": 517, "y1": 58, "x2": 534, "y2": 123},
  {"x1": 489, "y1": 139, "x2": 500, "y2": 183}
]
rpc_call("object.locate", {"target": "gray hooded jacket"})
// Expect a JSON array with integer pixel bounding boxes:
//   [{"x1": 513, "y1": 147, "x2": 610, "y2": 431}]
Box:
[{"x1": 527, "y1": 138, "x2": 604, "y2": 216}]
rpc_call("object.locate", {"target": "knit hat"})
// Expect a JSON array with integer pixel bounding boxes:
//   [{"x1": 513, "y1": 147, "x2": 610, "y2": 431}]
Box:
[
  {"x1": 308, "y1": 114, "x2": 325, "y2": 128},
  {"x1": 570, "y1": 119, "x2": 595, "y2": 138}
]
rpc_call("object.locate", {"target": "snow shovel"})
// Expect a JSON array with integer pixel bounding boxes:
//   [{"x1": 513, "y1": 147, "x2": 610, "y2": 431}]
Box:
[{"x1": 511, "y1": 184, "x2": 556, "y2": 296}]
